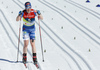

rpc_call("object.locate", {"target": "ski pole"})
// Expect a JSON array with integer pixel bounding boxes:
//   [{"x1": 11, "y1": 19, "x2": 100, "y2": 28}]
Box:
[
  {"x1": 38, "y1": 19, "x2": 44, "y2": 62},
  {"x1": 17, "y1": 19, "x2": 21, "y2": 62}
]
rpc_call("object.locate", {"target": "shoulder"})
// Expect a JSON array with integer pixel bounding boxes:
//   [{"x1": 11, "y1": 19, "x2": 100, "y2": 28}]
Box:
[
  {"x1": 23, "y1": 9, "x2": 26, "y2": 12},
  {"x1": 21, "y1": 10, "x2": 26, "y2": 17},
  {"x1": 31, "y1": 9, "x2": 37, "y2": 13}
]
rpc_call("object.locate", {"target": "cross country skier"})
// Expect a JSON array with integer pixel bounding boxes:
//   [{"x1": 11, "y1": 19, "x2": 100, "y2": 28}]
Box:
[{"x1": 16, "y1": 2, "x2": 43, "y2": 68}]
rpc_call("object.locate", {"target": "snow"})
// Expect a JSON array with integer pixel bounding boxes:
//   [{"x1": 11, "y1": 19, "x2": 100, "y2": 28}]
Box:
[{"x1": 0, "y1": 0, "x2": 100, "y2": 70}]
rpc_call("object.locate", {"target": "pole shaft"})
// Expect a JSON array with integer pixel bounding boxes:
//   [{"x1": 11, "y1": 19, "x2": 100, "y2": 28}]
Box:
[
  {"x1": 38, "y1": 19, "x2": 44, "y2": 62},
  {"x1": 17, "y1": 20, "x2": 21, "y2": 62}
]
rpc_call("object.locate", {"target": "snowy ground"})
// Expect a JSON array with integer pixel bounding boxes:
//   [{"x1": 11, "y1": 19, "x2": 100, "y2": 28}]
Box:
[{"x1": 0, "y1": 0, "x2": 100, "y2": 70}]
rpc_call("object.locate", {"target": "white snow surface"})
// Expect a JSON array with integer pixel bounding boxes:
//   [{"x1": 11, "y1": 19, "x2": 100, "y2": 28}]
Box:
[{"x1": 0, "y1": 0, "x2": 100, "y2": 70}]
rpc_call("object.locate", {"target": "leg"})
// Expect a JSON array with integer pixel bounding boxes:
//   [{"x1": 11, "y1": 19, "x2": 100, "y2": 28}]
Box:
[
  {"x1": 23, "y1": 40, "x2": 29, "y2": 53},
  {"x1": 29, "y1": 30, "x2": 39, "y2": 68},
  {"x1": 30, "y1": 29, "x2": 36, "y2": 53},
  {"x1": 29, "y1": 29, "x2": 38, "y2": 64},
  {"x1": 30, "y1": 39, "x2": 37, "y2": 63},
  {"x1": 22, "y1": 29, "x2": 29, "y2": 63},
  {"x1": 30, "y1": 39, "x2": 38, "y2": 64},
  {"x1": 30, "y1": 39, "x2": 36, "y2": 53},
  {"x1": 23, "y1": 29, "x2": 29, "y2": 54},
  {"x1": 23, "y1": 40, "x2": 29, "y2": 63}
]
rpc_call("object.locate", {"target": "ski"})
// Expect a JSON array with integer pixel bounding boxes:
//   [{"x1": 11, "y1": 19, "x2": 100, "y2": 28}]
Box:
[
  {"x1": 34, "y1": 63, "x2": 39, "y2": 69},
  {"x1": 24, "y1": 63, "x2": 27, "y2": 68}
]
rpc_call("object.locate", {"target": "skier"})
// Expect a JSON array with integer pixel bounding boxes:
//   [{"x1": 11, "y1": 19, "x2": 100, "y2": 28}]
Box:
[{"x1": 16, "y1": 2, "x2": 43, "y2": 68}]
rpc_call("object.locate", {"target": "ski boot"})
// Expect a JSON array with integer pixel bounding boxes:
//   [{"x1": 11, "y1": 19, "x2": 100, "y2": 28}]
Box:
[
  {"x1": 23, "y1": 53, "x2": 27, "y2": 68},
  {"x1": 33, "y1": 53, "x2": 39, "y2": 69}
]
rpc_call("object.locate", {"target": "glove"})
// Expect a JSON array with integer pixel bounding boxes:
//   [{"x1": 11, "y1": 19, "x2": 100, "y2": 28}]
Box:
[
  {"x1": 18, "y1": 11, "x2": 23, "y2": 16},
  {"x1": 37, "y1": 10, "x2": 41, "y2": 15}
]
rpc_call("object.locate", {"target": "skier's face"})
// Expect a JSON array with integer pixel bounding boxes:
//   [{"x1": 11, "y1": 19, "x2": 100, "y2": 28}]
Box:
[{"x1": 26, "y1": 8, "x2": 31, "y2": 13}]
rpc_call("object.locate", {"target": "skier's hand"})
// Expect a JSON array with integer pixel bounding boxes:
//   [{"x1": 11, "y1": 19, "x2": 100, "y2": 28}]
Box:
[
  {"x1": 18, "y1": 11, "x2": 23, "y2": 16},
  {"x1": 37, "y1": 10, "x2": 41, "y2": 15}
]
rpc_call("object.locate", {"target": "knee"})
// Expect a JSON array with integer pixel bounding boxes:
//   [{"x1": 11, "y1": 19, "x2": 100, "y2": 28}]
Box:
[
  {"x1": 31, "y1": 43, "x2": 35, "y2": 48},
  {"x1": 31, "y1": 44, "x2": 35, "y2": 48},
  {"x1": 31, "y1": 40, "x2": 35, "y2": 47},
  {"x1": 24, "y1": 44, "x2": 28, "y2": 48}
]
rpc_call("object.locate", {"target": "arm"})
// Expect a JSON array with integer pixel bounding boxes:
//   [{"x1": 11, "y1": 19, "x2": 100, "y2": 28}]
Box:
[
  {"x1": 16, "y1": 15, "x2": 21, "y2": 21},
  {"x1": 16, "y1": 11, "x2": 23, "y2": 21},
  {"x1": 38, "y1": 14, "x2": 43, "y2": 20},
  {"x1": 36, "y1": 10, "x2": 43, "y2": 20}
]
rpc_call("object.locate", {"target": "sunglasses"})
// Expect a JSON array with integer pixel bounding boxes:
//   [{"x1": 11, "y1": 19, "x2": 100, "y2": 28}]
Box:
[{"x1": 26, "y1": 6, "x2": 31, "y2": 9}]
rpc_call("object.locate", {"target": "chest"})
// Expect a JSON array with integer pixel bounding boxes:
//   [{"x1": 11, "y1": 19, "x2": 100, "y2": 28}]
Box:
[{"x1": 23, "y1": 12, "x2": 35, "y2": 19}]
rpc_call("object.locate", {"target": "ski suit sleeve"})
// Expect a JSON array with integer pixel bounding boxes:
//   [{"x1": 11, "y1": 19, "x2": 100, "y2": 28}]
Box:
[
  {"x1": 34, "y1": 10, "x2": 37, "y2": 16},
  {"x1": 21, "y1": 12, "x2": 24, "y2": 18}
]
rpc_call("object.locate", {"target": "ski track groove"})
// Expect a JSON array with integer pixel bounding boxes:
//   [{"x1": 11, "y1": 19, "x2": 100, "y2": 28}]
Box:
[
  {"x1": 65, "y1": 0, "x2": 100, "y2": 17},
  {"x1": 64, "y1": 0, "x2": 100, "y2": 19},
  {"x1": 39, "y1": 21, "x2": 82, "y2": 70},
  {"x1": 41, "y1": 20, "x2": 92, "y2": 70},
  {"x1": 40, "y1": 0, "x2": 100, "y2": 46},
  {"x1": 42, "y1": 0, "x2": 100, "y2": 45},
  {"x1": 38, "y1": 0, "x2": 100, "y2": 70},
  {"x1": 0, "y1": 9, "x2": 22, "y2": 55}
]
